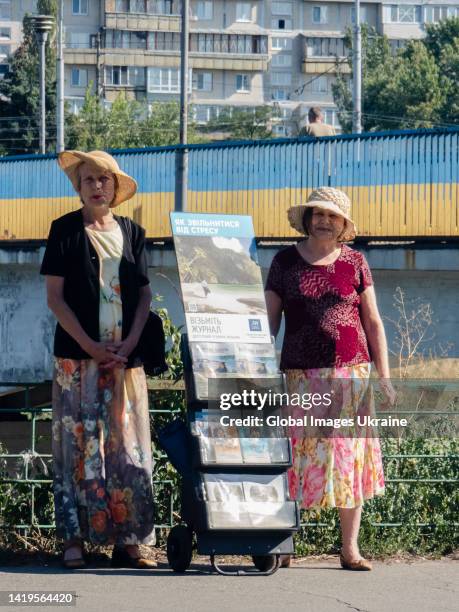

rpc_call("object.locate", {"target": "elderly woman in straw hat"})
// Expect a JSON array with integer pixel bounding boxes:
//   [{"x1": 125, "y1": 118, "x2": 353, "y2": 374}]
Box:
[
  {"x1": 265, "y1": 187, "x2": 395, "y2": 570},
  {"x1": 40, "y1": 151, "x2": 156, "y2": 569}
]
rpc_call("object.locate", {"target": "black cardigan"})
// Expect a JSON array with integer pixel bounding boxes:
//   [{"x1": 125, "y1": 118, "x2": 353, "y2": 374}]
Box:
[{"x1": 40, "y1": 208, "x2": 150, "y2": 367}]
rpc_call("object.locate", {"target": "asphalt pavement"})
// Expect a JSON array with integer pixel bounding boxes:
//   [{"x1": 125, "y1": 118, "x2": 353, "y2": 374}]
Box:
[{"x1": 0, "y1": 556, "x2": 457, "y2": 612}]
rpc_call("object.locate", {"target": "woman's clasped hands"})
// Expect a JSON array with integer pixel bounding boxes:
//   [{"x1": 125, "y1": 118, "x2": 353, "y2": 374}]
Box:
[{"x1": 85, "y1": 338, "x2": 137, "y2": 369}]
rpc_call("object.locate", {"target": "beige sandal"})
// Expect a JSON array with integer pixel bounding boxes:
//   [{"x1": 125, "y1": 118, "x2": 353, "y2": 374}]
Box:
[{"x1": 339, "y1": 553, "x2": 372, "y2": 571}]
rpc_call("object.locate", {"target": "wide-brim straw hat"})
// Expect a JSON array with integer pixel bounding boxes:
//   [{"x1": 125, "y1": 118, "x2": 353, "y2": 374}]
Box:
[
  {"x1": 58, "y1": 150, "x2": 137, "y2": 208},
  {"x1": 287, "y1": 187, "x2": 357, "y2": 241}
]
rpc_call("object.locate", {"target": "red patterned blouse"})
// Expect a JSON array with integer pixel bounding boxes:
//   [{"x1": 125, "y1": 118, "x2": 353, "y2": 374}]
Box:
[{"x1": 265, "y1": 244, "x2": 373, "y2": 370}]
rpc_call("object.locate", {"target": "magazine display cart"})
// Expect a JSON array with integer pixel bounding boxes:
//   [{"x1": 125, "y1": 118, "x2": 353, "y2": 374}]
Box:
[
  {"x1": 165, "y1": 212, "x2": 300, "y2": 576},
  {"x1": 165, "y1": 337, "x2": 300, "y2": 575}
]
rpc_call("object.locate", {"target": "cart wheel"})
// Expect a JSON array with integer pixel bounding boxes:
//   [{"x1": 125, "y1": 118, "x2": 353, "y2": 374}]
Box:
[
  {"x1": 167, "y1": 525, "x2": 193, "y2": 572},
  {"x1": 252, "y1": 555, "x2": 277, "y2": 572}
]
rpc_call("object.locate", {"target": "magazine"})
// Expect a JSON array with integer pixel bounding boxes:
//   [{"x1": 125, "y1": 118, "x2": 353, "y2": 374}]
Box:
[
  {"x1": 213, "y1": 438, "x2": 243, "y2": 463},
  {"x1": 242, "y1": 474, "x2": 286, "y2": 503},
  {"x1": 240, "y1": 437, "x2": 271, "y2": 463}
]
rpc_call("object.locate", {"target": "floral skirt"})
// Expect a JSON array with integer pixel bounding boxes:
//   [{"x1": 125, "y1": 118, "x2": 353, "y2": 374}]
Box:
[
  {"x1": 52, "y1": 358, "x2": 155, "y2": 545},
  {"x1": 286, "y1": 364, "x2": 385, "y2": 509}
]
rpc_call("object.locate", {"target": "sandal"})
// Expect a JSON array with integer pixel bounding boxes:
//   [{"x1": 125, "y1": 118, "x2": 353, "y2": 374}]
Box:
[
  {"x1": 339, "y1": 553, "x2": 372, "y2": 571},
  {"x1": 111, "y1": 546, "x2": 157, "y2": 569},
  {"x1": 62, "y1": 542, "x2": 86, "y2": 570}
]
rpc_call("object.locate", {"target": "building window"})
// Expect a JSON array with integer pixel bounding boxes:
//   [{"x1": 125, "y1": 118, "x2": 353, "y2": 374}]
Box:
[
  {"x1": 271, "y1": 18, "x2": 292, "y2": 30},
  {"x1": 106, "y1": 66, "x2": 128, "y2": 85},
  {"x1": 130, "y1": 0, "x2": 146, "y2": 11},
  {"x1": 351, "y1": 6, "x2": 369, "y2": 24},
  {"x1": 68, "y1": 32, "x2": 90, "y2": 48},
  {"x1": 148, "y1": 0, "x2": 175, "y2": 14},
  {"x1": 194, "y1": 105, "x2": 226, "y2": 124},
  {"x1": 105, "y1": 30, "x2": 148, "y2": 49},
  {"x1": 236, "y1": 2, "x2": 252, "y2": 22},
  {"x1": 236, "y1": 74, "x2": 250, "y2": 92},
  {"x1": 424, "y1": 5, "x2": 459, "y2": 23},
  {"x1": 105, "y1": 66, "x2": 146, "y2": 86},
  {"x1": 323, "y1": 108, "x2": 340, "y2": 128},
  {"x1": 271, "y1": 53, "x2": 292, "y2": 67},
  {"x1": 272, "y1": 89, "x2": 288, "y2": 101},
  {"x1": 0, "y1": 1, "x2": 11, "y2": 20},
  {"x1": 194, "y1": 1, "x2": 213, "y2": 20},
  {"x1": 0, "y1": 44, "x2": 10, "y2": 57},
  {"x1": 311, "y1": 75, "x2": 328, "y2": 93},
  {"x1": 115, "y1": 0, "x2": 128, "y2": 10},
  {"x1": 72, "y1": 0, "x2": 88, "y2": 15},
  {"x1": 71, "y1": 67, "x2": 88, "y2": 87},
  {"x1": 189, "y1": 33, "x2": 267, "y2": 54},
  {"x1": 271, "y1": 72, "x2": 291, "y2": 86},
  {"x1": 66, "y1": 97, "x2": 85, "y2": 115},
  {"x1": 0, "y1": 27, "x2": 11, "y2": 39},
  {"x1": 129, "y1": 66, "x2": 146, "y2": 86},
  {"x1": 271, "y1": 2, "x2": 292, "y2": 16},
  {"x1": 148, "y1": 67, "x2": 181, "y2": 92},
  {"x1": 386, "y1": 5, "x2": 421, "y2": 23},
  {"x1": 0, "y1": 63, "x2": 8, "y2": 79},
  {"x1": 312, "y1": 6, "x2": 328, "y2": 24},
  {"x1": 272, "y1": 37, "x2": 292, "y2": 51},
  {"x1": 149, "y1": 31, "x2": 180, "y2": 51},
  {"x1": 193, "y1": 72, "x2": 212, "y2": 91},
  {"x1": 306, "y1": 37, "x2": 346, "y2": 58}
]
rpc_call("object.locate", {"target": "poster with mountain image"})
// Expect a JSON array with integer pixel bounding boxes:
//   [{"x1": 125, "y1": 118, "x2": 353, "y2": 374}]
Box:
[{"x1": 170, "y1": 213, "x2": 271, "y2": 343}]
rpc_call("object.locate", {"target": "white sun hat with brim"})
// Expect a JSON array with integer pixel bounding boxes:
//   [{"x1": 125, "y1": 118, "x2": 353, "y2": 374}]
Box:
[
  {"x1": 287, "y1": 187, "x2": 357, "y2": 242},
  {"x1": 58, "y1": 150, "x2": 138, "y2": 208}
]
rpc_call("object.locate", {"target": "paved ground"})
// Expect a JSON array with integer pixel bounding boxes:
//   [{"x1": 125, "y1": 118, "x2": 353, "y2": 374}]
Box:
[{"x1": 0, "y1": 556, "x2": 457, "y2": 612}]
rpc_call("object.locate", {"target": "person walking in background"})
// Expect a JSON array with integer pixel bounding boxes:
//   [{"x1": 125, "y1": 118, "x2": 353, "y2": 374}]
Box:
[
  {"x1": 40, "y1": 150, "x2": 156, "y2": 569},
  {"x1": 300, "y1": 107, "x2": 336, "y2": 137},
  {"x1": 265, "y1": 187, "x2": 396, "y2": 571}
]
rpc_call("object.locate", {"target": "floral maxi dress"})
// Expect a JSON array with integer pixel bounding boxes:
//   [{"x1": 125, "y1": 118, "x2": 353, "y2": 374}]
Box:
[{"x1": 52, "y1": 225, "x2": 155, "y2": 545}]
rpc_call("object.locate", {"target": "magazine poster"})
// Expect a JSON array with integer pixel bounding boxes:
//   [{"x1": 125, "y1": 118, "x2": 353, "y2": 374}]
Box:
[{"x1": 170, "y1": 212, "x2": 271, "y2": 344}]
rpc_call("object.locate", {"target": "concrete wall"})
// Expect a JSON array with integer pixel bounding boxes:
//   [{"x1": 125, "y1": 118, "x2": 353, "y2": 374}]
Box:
[{"x1": 0, "y1": 243, "x2": 458, "y2": 382}]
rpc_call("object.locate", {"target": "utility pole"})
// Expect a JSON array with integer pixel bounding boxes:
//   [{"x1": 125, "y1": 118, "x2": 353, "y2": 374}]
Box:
[
  {"x1": 31, "y1": 15, "x2": 54, "y2": 155},
  {"x1": 56, "y1": 0, "x2": 65, "y2": 152},
  {"x1": 96, "y1": 30, "x2": 102, "y2": 98},
  {"x1": 352, "y1": 0, "x2": 362, "y2": 133},
  {"x1": 175, "y1": 0, "x2": 189, "y2": 212}
]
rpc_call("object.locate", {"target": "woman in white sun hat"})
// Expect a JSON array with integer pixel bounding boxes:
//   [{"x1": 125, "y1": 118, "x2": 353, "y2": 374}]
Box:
[
  {"x1": 40, "y1": 151, "x2": 156, "y2": 569},
  {"x1": 265, "y1": 187, "x2": 395, "y2": 570}
]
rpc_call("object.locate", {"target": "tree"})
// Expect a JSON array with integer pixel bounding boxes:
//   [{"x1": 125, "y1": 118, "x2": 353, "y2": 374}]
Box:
[
  {"x1": 0, "y1": 0, "x2": 57, "y2": 155},
  {"x1": 332, "y1": 22, "x2": 453, "y2": 132},
  {"x1": 65, "y1": 90, "x2": 202, "y2": 151},
  {"x1": 424, "y1": 19, "x2": 459, "y2": 124},
  {"x1": 205, "y1": 105, "x2": 279, "y2": 140}
]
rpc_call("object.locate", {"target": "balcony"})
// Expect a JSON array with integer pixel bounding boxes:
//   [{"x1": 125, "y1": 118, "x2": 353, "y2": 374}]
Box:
[
  {"x1": 105, "y1": 0, "x2": 181, "y2": 31},
  {"x1": 302, "y1": 36, "x2": 351, "y2": 74},
  {"x1": 66, "y1": 31, "x2": 270, "y2": 71}
]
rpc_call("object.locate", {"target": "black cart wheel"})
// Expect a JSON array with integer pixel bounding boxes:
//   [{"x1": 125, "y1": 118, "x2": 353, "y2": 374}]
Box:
[
  {"x1": 252, "y1": 555, "x2": 277, "y2": 572},
  {"x1": 167, "y1": 525, "x2": 193, "y2": 572}
]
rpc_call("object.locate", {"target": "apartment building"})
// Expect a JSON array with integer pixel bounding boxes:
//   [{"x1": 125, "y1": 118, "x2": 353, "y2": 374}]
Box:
[
  {"x1": 3, "y1": 1, "x2": 459, "y2": 135},
  {"x1": 0, "y1": 1, "x2": 39, "y2": 80}
]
